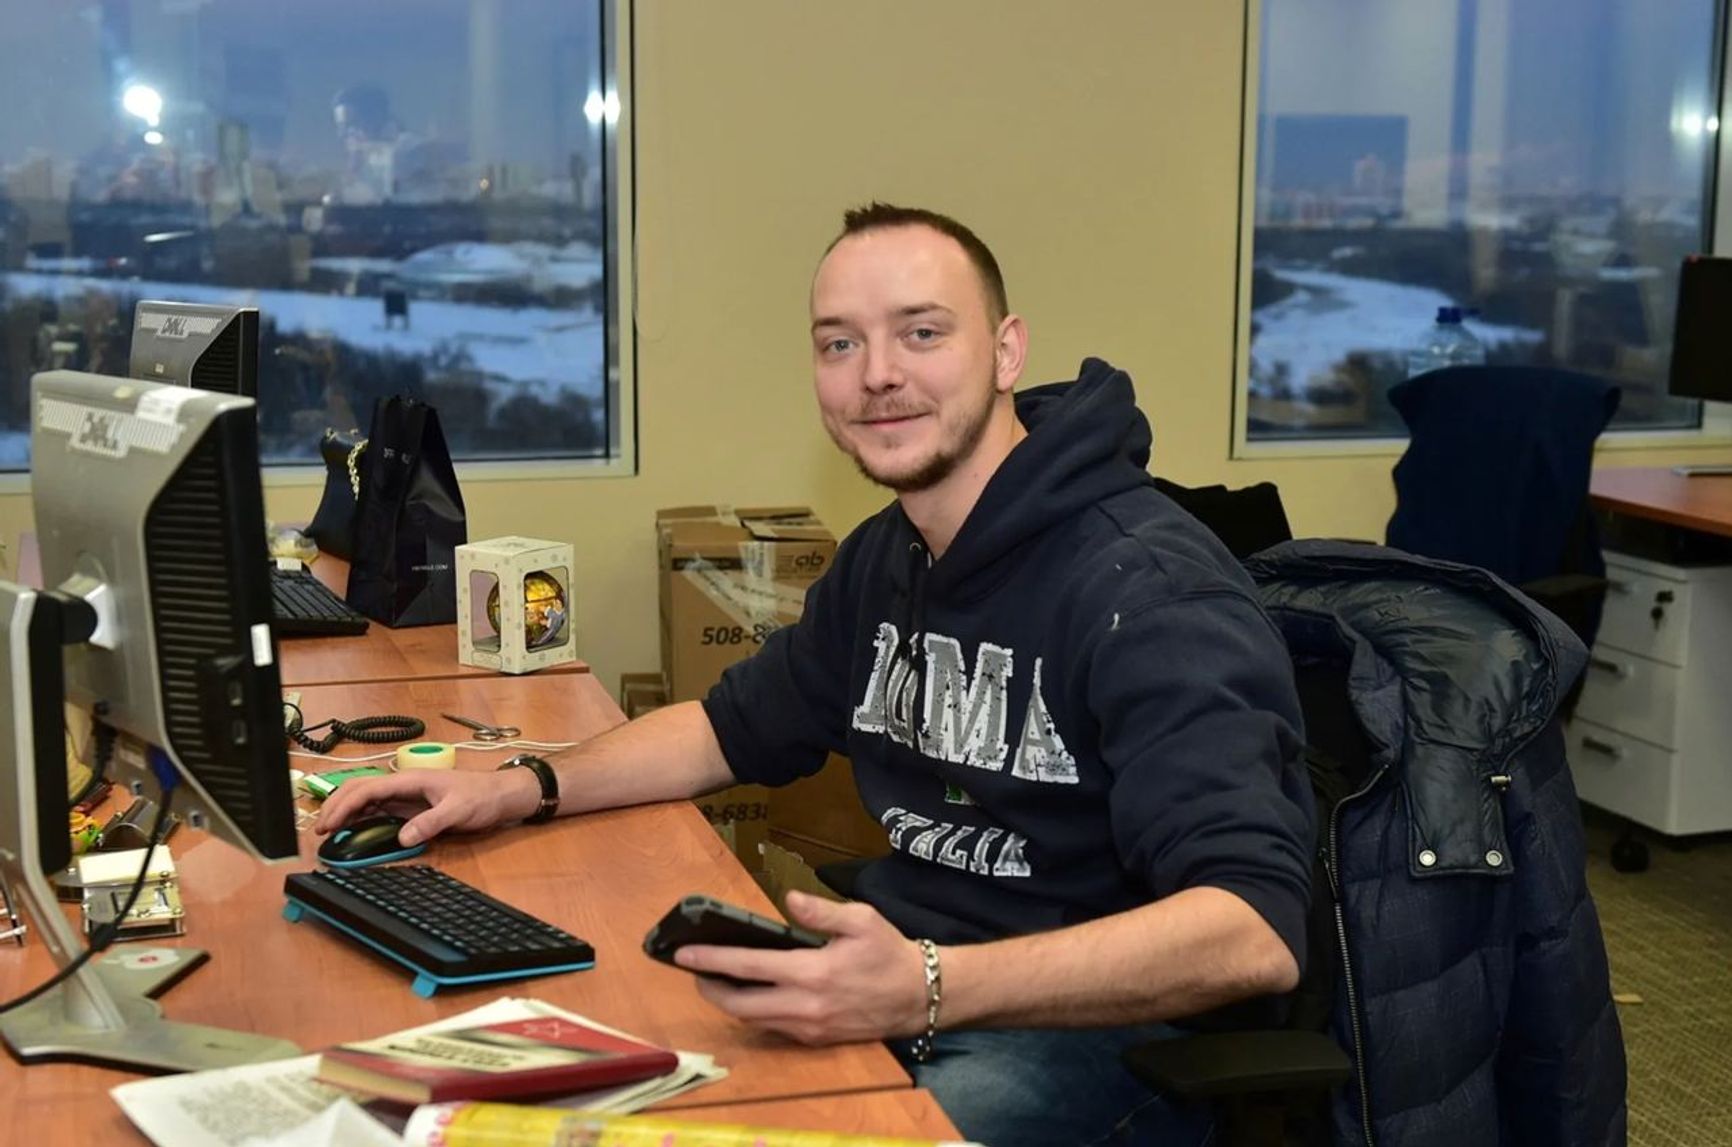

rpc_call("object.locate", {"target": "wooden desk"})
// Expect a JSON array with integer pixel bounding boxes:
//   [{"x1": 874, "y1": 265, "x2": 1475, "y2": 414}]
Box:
[
  {"x1": 675, "y1": 1088, "x2": 964, "y2": 1141},
  {"x1": 278, "y1": 553, "x2": 589, "y2": 687},
  {"x1": 11, "y1": 533, "x2": 590, "y2": 687},
  {"x1": 0, "y1": 673, "x2": 908, "y2": 1144},
  {"x1": 1590, "y1": 466, "x2": 1732, "y2": 538}
]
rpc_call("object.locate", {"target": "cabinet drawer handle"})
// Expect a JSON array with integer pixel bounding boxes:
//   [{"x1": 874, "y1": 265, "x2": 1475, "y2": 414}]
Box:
[
  {"x1": 1587, "y1": 656, "x2": 1630, "y2": 679},
  {"x1": 1580, "y1": 736, "x2": 1625, "y2": 761}
]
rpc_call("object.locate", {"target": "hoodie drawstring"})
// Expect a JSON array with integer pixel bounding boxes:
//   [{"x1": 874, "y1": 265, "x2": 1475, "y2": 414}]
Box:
[{"x1": 903, "y1": 540, "x2": 929, "y2": 734}]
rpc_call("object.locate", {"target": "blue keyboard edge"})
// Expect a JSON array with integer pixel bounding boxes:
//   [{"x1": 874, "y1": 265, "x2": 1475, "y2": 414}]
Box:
[{"x1": 282, "y1": 895, "x2": 595, "y2": 995}]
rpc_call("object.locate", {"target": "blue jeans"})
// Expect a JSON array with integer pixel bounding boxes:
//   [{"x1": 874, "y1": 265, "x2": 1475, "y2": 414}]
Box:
[{"x1": 888, "y1": 1026, "x2": 1215, "y2": 1147}]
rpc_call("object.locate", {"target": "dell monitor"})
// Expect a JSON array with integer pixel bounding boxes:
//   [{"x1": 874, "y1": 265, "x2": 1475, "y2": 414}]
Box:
[
  {"x1": 129, "y1": 301, "x2": 260, "y2": 398},
  {"x1": 0, "y1": 370, "x2": 299, "y2": 1071}
]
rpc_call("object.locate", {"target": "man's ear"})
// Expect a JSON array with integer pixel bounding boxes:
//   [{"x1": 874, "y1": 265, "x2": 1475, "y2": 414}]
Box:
[{"x1": 994, "y1": 314, "x2": 1028, "y2": 394}]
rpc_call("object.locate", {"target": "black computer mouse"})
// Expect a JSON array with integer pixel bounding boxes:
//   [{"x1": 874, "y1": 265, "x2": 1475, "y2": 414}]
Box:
[{"x1": 317, "y1": 814, "x2": 428, "y2": 868}]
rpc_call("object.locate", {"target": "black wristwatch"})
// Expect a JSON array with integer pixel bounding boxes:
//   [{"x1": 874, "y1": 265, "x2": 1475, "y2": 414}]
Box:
[{"x1": 497, "y1": 754, "x2": 560, "y2": 824}]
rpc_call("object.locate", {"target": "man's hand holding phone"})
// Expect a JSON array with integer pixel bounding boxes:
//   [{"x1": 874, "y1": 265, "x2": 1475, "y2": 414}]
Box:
[{"x1": 649, "y1": 891, "x2": 930, "y2": 1046}]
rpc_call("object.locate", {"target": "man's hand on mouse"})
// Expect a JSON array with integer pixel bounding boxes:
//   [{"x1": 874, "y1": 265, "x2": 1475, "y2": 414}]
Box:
[{"x1": 313, "y1": 767, "x2": 543, "y2": 846}]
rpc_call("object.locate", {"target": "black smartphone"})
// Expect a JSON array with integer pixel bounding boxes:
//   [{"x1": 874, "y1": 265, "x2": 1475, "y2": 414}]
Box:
[{"x1": 643, "y1": 894, "x2": 827, "y2": 986}]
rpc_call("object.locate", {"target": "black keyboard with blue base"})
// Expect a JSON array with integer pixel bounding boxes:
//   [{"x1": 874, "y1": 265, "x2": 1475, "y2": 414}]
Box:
[
  {"x1": 283, "y1": 865, "x2": 595, "y2": 997},
  {"x1": 271, "y1": 566, "x2": 371, "y2": 637}
]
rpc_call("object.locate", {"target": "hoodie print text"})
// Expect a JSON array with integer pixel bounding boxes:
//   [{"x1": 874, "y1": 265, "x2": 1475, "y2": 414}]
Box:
[{"x1": 851, "y1": 621, "x2": 1080, "y2": 878}]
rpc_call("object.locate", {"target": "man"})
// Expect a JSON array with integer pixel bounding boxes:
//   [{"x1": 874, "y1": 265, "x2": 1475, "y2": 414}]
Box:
[{"x1": 318, "y1": 204, "x2": 1315, "y2": 1146}]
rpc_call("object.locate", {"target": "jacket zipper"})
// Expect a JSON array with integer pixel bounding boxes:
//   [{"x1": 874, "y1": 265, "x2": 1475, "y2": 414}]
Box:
[
  {"x1": 1318, "y1": 713, "x2": 1527, "y2": 1147},
  {"x1": 1324, "y1": 767, "x2": 1386, "y2": 1147}
]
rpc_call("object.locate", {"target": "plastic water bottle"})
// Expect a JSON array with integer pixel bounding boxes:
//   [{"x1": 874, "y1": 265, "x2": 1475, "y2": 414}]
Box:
[{"x1": 1405, "y1": 305, "x2": 1486, "y2": 378}]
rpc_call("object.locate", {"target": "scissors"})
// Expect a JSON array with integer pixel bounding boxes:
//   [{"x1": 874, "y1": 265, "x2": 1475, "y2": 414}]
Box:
[{"x1": 442, "y1": 713, "x2": 522, "y2": 741}]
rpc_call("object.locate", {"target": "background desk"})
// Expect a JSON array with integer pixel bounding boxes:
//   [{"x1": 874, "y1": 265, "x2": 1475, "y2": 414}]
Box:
[
  {"x1": 0, "y1": 672, "x2": 911, "y2": 1144},
  {"x1": 10, "y1": 534, "x2": 591, "y2": 687},
  {"x1": 1589, "y1": 466, "x2": 1732, "y2": 537}
]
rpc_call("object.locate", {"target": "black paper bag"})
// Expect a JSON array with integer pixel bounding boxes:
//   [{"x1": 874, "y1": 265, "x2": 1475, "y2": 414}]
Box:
[{"x1": 346, "y1": 396, "x2": 467, "y2": 627}]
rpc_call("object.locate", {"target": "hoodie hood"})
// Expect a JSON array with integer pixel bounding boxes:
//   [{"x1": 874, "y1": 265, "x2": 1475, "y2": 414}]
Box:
[{"x1": 911, "y1": 357, "x2": 1154, "y2": 598}]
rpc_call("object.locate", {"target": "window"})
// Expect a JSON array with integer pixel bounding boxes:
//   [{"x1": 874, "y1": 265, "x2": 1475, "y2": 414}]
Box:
[
  {"x1": 1240, "y1": 0, "x2": 1723, "y2": 443},
  {"x1": 0, "y1": 0, "x2": 628, "y2": 470}
]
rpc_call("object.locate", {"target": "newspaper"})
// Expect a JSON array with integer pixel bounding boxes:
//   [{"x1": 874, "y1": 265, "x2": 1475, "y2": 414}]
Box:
[{"x1": 110, "y1": 997, "x2": 727, "y2": 1147}]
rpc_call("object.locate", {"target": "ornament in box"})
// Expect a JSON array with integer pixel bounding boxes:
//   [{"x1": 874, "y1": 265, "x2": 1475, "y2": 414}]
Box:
[{"x1": 456, "y1": 536, "x2": 577, "y2": 674}]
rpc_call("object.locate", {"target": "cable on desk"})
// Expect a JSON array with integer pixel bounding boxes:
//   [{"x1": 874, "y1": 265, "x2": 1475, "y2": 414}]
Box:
[
  {"x1": 286, "y1": 706, "x2": 425, "y2": 754},
  {"x1": 0, "y1": 783, "x2": 178, "y2": 1014}
]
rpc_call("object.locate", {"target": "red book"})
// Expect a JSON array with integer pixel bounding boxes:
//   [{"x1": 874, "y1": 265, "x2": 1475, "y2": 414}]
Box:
[{"x1": 316, "y1": 1015, "x2": 679, "y2": 1106}]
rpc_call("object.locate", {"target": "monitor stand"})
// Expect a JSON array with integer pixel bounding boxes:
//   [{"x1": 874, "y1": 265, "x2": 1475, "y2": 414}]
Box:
[
  {"x1": 1671, "y1": 465, "x2": 1732, "y2": 477},
  {"x1": 0, "y1": 581, "x2": 299, "y2": 1071}
]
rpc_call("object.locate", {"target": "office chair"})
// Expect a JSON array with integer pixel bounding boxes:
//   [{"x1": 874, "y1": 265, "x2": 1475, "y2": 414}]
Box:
[
  {"x1": 1385, "y1": 366, "x2": 1643, "y2": 867},
  {"x1": 1384, "y1": 365, "x2": 1621, "y2": 658},
  {"x1": 815, "y1": 706, "x2": 1355, "y2": 1147},
  {"x1": 1110, "y1": 482, "x2": 1353, "y2": 1144},
  {"x1": 1152, "y1": 477, "x2": 1294, "y2": 561}
]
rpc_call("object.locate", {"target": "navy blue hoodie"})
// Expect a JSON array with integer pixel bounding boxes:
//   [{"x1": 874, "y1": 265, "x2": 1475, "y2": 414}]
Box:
[{"x1": 704, "y1": 358, "x2": 1315, "y2": 960}]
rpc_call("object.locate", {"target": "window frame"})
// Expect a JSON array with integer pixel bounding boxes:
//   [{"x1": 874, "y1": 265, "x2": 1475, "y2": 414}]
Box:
[
  {"x1": 1229, "y1": 0, "x2": 1732, "y2": 460},
  {"x1": 0, "y1": 0, "x2": 636, "y2": 497}
]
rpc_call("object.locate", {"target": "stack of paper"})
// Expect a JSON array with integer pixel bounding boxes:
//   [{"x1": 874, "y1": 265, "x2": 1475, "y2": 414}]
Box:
[{"x1": 110, "y1": 997, "x2": 727, "y2": 1147}]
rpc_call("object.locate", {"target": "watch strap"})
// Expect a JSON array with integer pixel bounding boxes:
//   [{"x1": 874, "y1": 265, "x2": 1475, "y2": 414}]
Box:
[{"x1": 497, "y1": 754, "x2": 559, "y2": 824}]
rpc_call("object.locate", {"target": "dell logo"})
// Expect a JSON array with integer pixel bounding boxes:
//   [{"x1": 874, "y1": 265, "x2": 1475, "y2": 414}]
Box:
[{"x1": 72, "y1": 410, "x2": 124, "y2": 457}]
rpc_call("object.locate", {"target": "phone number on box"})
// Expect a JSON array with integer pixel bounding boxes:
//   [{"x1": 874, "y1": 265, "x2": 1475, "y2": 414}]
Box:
[{"x1": 700, "y1": 802, "x2": 768, "y2": 823}]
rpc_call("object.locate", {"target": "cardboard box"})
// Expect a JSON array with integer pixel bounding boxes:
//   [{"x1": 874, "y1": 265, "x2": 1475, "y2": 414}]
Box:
[
  {"x1": 656, "y1": 506, "x2": 836, "y2": 704},
  {"x1": 617, "y1": 667, "x2": 771, "y2": 871},
  {"x1": 694, "y1": 785, "x2": 771, "y2": 875},
  {"x1": 653, "y1": 506, "x2": 879, "y2": 873},
  {"x1": 757, "y1": 841, "x2": 847, "y2": 914},
  {"x1": 766, "y1": 828, "x2": 871, "y2": 873},
  {"x1": 770, "y1": 754, "x2": 889, "y2": 860},
  {"x1": 618, "y1": 671, "x2": 670, "y2": 720}
]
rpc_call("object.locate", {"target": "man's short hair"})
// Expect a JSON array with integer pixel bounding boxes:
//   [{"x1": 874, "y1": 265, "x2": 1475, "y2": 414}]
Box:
[{"x1": 827, "y1": 203, "x2": 1009, "y2": 325}]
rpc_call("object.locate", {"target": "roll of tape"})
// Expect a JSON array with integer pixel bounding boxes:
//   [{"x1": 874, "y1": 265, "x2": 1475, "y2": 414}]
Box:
[{"x1": 397, "y1": 741, "x2": 457, "y2": 770}]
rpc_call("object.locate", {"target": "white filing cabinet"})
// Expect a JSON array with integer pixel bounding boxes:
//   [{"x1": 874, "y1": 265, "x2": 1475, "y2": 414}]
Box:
[{"x1": 1568, "y1": 551, "x2": 1732, "y2": 836}]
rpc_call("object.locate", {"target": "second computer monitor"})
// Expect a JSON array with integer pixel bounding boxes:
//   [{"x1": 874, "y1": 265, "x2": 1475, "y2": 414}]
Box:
[
  {"x1": 31, "y1": 369, "x2": 296, "y2": 860},
  {"x1": 130, "y1": 301, "x2": 260, "y2": 398}
]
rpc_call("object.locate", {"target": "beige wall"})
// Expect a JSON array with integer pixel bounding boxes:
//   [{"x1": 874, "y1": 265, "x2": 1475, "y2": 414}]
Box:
[{"x1": 4, "y1": 1, "x2": 1728, "y2": 695}]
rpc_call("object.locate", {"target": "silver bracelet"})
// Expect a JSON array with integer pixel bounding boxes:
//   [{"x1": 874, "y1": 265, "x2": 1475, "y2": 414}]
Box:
[{"x1": 909, "y1": 938, "x2": 943, "y2": 1063}]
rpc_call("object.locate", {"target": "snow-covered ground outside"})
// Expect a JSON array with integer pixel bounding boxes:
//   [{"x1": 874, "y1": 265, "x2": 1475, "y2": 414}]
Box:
[
  {"x1": 1, "y1": 270, "x2": 606, "y2": 407},
  {"x1": 0, "y1": 264, "x2": 607, "y2": 468},
  {"x1": 307, "y1": 240, "x2": 604, "y2": 295},
  {"x1": 1248, "y1": 267, "x2": 1544, "y2": 400},
  {"x1": 395, "y1": 240, "x2": 603, "y2": 293}
]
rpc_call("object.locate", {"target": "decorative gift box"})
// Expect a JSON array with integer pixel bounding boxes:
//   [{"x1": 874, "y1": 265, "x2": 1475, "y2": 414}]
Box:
[{"x1": 456, "y1": 537, "x2": 577, "y2": 675}]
